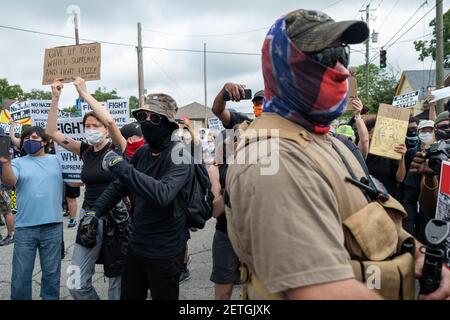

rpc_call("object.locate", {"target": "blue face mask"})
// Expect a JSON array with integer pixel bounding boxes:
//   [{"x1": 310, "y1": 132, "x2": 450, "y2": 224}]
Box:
[{"x1": 23, "y1": 140, "x2": 43, "y2": 155}]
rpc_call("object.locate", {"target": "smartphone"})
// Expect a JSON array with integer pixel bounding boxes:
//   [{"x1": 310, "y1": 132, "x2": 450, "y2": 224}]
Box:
[
  {"x1": 223, "y1": 89, "x2": 252, "y2": 102},
  {"x1": 0, "y1": 136, "x2": 11, "y2": 159},
  {"x1": 176, "y1": 119, "x2": 185, "y2": 125}
]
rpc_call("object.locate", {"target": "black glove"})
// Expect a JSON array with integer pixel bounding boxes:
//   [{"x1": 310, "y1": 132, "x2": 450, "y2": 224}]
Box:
[
  {"x1": 101, "y1": 150, "x2": 124, "y2": 172},
  {"x1": 75, "y1": 211, "x2": 99, "y2": 248}
]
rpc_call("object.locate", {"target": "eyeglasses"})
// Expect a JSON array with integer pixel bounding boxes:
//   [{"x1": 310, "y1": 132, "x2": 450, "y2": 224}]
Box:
[
  {"x1": 134, "y1": 111, "x2": 162, "y2": 125},
  {"x1": 436, "y1": 124, "x2": 450, "y2": 131},
  {"x1": 306, "y1": 45, "x2": 350, "y2": 68}
]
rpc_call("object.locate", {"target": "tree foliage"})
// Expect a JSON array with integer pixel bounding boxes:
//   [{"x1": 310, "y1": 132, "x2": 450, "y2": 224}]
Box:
[{"x1": 414, "y1": 9, "x2": 450, "y2": 68}]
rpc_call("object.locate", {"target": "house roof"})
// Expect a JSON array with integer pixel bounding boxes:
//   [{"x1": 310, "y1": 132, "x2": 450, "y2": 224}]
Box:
[
  {"x1": 400, "y1": 69, "x2": 450, "y2": 101},
  {"x1": 176, "y1": 102, "x2": 215, "y2": 120}
]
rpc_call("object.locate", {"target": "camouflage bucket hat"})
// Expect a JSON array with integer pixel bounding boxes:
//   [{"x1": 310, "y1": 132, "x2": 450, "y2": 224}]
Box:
[
  {"x1": 132, "y1": 93, "x2": 178, "y2": 123},
  {"x1": 286, "y1": 9, "x2": 369, "y2": 52}
]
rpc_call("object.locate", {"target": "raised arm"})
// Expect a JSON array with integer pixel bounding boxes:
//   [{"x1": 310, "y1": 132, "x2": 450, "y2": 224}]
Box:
[
  {"x1": 46, "y1": 80, "x2": 81, "y2": 156},
  {"x1": 9, "y1": 121, "x2": 21, "y2": 148},
  {"x1": 212, "y1": 82, "x2": 246, "y2": 127},
  {"x1": 352, "y1": 98, "x2": 370, "y2": 159},
  {"x1": 73, "y1": 77, "x2": 127, "y2": 153}
]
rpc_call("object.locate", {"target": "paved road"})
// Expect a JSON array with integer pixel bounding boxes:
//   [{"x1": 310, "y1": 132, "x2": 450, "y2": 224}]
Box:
[{"x1": 0, "y1": 194, "x2": 241, "y2": 300}]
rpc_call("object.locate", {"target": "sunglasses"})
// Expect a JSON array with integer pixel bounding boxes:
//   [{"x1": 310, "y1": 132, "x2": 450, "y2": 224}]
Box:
[
  {"x1": 436, "y1": 124, "x2": 450, "y2": 131},
  {"x1": 134, "y1": 111, "x2": 162, "y2": 125},
  {"x1": 306, "y1": 45, "x2": 350, "y2": 69}
]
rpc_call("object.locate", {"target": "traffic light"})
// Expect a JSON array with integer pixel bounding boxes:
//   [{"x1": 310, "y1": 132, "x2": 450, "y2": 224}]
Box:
[{"x1": 380, "y1": 49, "x2": 387, "y2": 69}]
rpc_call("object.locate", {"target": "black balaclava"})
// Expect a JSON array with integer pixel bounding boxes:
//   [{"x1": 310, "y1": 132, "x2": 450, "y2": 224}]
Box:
[{"x1": 140, "y1": 116, "x2": 174, "y2": 153}]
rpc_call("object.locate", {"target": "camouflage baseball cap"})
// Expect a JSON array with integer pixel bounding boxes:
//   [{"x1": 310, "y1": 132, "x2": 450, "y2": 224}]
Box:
[
  {"x1": 132, "y1": 93, "x2": 178, "y2": 123},
  {"x1": 286, "y1": 9, "x2": 369, "y2": 52}
]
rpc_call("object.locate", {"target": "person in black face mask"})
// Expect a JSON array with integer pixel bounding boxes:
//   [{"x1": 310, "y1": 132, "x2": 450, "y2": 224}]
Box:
[
  {"x1": 434, "y1": 111, "x2": 450, "y2": 141},
  {"x1": 80, "y1": 93, "x2": 194, "y2": 300},
  {"x1": 405, "y1": 116, "x2": 419, "y2": 149}
]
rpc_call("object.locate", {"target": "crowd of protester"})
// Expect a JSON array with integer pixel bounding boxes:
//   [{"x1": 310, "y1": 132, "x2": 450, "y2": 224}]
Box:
[{"x1": 1, "y1": 7, "x2": 450, "y2": 301}]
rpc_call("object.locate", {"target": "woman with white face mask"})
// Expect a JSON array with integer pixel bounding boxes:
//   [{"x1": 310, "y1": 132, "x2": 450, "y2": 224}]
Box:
[
  {"x1": 417, "y1": 120, "x2": 435, "y2": 149},
  {"x1": 46, "y1": 77, "x2": 127, "y2": 300}
]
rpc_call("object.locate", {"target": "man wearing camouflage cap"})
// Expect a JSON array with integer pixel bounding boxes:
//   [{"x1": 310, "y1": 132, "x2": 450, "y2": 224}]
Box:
[
  {"x1": 225, "y1": 9, "x2": 450, "y2": 300},
  {"x1": 88, "y1": 93, "x2": 194, "y2": 300}
]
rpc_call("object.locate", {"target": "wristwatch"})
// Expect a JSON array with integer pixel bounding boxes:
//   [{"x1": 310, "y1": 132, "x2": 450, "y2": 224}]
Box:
[{"x1": 354, "y1": 114, "x2": 362, "y2": 121}]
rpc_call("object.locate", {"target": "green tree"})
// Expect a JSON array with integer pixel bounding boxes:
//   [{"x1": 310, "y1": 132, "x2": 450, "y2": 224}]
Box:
[
  {"x1": 0, "y1": 78, "x2": 24, "y2": 101},
  {"x1": 414, "y1": 9, "x2": 450, "y2": 68},
  {"x1": 129, "y1": 95, "x2": 138, "y2": 117},
  {"x1": 355, "y1": 64, "x2": 398, "y2": 114},
  {"x1": 23, "y1": 89, "x2": 52, "y2": 100},
  {"x1": 91, "y1": 87, "x2": 121, "y2": 102}
]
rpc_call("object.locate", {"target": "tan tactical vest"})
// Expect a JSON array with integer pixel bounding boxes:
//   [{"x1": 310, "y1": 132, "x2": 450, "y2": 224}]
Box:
[{"x1": 226, "y1": 114, "x2": 416, "y2": 300}]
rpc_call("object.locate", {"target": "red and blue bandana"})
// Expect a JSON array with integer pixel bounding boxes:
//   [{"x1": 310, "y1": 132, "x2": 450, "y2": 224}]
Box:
[{"x1": 262, "y1": 15, "x2": 349, "y2": 134}]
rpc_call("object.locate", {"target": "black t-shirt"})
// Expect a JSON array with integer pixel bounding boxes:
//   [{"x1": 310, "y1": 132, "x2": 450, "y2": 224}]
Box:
[
  {"x1": 80, "y1": 142, "x2": 117, "y2": 209},
  {"x1": 366, "y1": 154, "x2": 401, "y2": 201},
  {"x1": 215, "y1": 164, "x2": 229, "y2": 233},
  {"x1": 224, "y1": 111, "x2": 252, "y2": 129}
]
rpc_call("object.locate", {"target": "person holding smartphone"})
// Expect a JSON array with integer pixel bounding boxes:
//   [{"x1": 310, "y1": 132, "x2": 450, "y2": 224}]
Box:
[
  {"x1": 0, "y1": 127, "x2": 15, "y2": 246},
  {"x1": 1, "y1": 126, "x2": 63, "y2": 300}
]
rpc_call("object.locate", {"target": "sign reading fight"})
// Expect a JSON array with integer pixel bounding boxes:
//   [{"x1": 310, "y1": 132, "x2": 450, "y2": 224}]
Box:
[
  {"x1": 81, "y1": 99, "x2": 129, "y2": 128},
  {"x1": 54, "y1": 117, "x2": 84, "y2": 183},
  {"x1": 369, "y1": 104, "x2": 410, "y2": 160},
  {"x1": 42, "y1": 42, "x2": 101, "y2": 85},
  {"x1": 392, "y1": 90, "x2": 420, "y2": 108},
  {"x1": 436, "y1": 161, "x2": 450, "y2": 221}
]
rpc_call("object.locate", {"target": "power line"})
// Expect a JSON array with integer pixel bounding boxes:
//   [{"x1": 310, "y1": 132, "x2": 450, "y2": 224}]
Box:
[
  {"x1": 378, "y1": 0, "x2": 400, "y2": 29},
  {"x1": 142, "y1": 26, "x2": 269, "y2": 38},
  {"x1": 354, "y1": 0, "x2": 370, "y2": 19},
  {"x1": 321, "y1": 0, "x2": 346, "y2": 11},
  {"x1": 383, "y1": 1, "x2": 428, "y2": 48},
  {"x1": 369, "y1": 4, "x2": 436, "y2": 63},
  {"x1": 0, "y1": 24, "x2": 261, "y2": 56},
  {"x1": 142, "y1": 45, "x2": 260, "y2": 56}
]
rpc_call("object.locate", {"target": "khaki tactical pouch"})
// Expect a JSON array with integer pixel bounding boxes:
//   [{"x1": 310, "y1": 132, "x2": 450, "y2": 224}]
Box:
[{"x1": 351, "y1": 252, "x2": 415, "y2": 300}]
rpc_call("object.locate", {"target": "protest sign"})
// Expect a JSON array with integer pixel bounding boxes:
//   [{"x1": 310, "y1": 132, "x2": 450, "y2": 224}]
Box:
[
  {"x1": 54, "y1": 117, "x2": 84, "y2": 183},
  {"x1": 346, "y1": 68, "x2": 358, "y2": 111},
  {"x1": 207, "y1": 117, "x2": 225, "y2": 132},
  {"x1": 0, "y1": 110, "x2": 22, "y2": 134},
  {"x1": 8, "y1": 101, "x2": 32, "y2": 125},
  {"x1": 28, "y1": 100, "x2": 70, "y2": 128},
  {"x1": 42, "y1": 42, "x2": 101, "y2": 85},
  {"x1": 81, "y1": 99, "x2": 129, "y2": 128},
  {"x1": 369, "y1": 104, "x2": 410, "y2": 160},
  {"x1": 392, "y1": 90, "x2": 420, "y2": 108},
  {"x1": 430, "y1": 87, "x2": 450, "y2": 103},
  {"x1": 436, "y1": 161, "x2": 450, "y2": 221}
]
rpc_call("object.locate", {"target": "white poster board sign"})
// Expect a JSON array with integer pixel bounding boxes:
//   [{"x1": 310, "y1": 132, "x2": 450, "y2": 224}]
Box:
[
  {"x1": 81, "y1": 99, "x2": 129, "y2": 128},
  {"x1": 207, "y1": 117, "x2": 225, "y2": 131},
  {"x1": 392, "y1": 90, "x2": 420, "y2": 108},
  {"x1": 54, "y1": 117, "x2": 85, "y2": 183}
]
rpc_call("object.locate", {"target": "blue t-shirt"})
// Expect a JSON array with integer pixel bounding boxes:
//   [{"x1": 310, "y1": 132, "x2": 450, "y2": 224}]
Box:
[{"x1": 12, "y1": 154, "x2": 63, "y2": 228}]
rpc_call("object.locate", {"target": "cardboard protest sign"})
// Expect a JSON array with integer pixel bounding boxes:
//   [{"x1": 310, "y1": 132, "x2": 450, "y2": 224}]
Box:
[
  {"x1": 369, "y1": 104, "x2": 411, "y2": 160},
  {"x1": 436, "y1": 161, "x2": 450, "y2": 221},
  {"x1": 392, "y1": 90, "x2": 420, "y2": 108},
  {"x1": 346, "y1": 68, "x2": 358, "y2": 111},
  {"x1": 207, "y1": 117, "x2": 226, "y2": 132},
  {"x1": 54, "y1": 117, "x2": 85, "y2": 183},
  {"x1": 42, "y1": 42, "x2": 101, "y2": 85},
  {"x1": 81, "y1": 99, "x2": 129, "y2": 128}
]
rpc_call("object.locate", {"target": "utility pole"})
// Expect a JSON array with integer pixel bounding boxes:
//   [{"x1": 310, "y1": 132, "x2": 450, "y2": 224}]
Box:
[
  {"x1": 137, "y1": 23, "x2": 145, "y2": 108},
  {"x1": 364, "y1": 4, "x2": 370, "y2": 108},
  {"x1": 74, "y1": 11, "x2": 79, "y2": 45},
  {"x1": 435, "y1": 0, "x2": 444, "y2": 114},
  {"x1": 204, "y1": 42, "x2": 208, "y2": 127}
]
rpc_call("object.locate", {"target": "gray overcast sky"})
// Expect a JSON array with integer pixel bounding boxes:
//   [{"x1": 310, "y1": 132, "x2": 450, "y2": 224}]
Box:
[{"x1": 1, "y1": 0, "x2": 449, "y2": 113}]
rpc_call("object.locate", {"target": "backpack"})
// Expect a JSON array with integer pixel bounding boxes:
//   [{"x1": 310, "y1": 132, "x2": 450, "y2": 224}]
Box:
[
  {"x1": 173, "y1": 142, "x2": 214, "y2": 229},
  {"x1": 185, "y1": 163, "x2": 214, "y2": 229}
]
